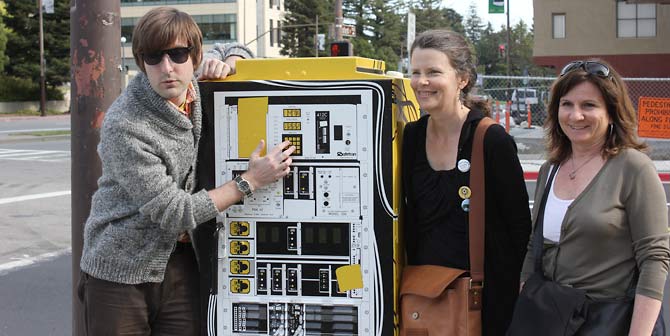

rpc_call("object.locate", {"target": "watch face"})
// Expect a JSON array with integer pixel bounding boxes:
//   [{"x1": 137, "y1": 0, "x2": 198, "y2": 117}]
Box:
[{"x1": 235, "y1": 175, "x2": 252, "y2": 197}]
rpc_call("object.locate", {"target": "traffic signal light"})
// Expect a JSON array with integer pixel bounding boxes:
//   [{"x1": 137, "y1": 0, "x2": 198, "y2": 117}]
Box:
[
  {"x1": 498, "y1": 44, "x2": 506, "y2": 58},
  {"x1": 330, "y1": 41, "x2": 353, "y2": 56}
]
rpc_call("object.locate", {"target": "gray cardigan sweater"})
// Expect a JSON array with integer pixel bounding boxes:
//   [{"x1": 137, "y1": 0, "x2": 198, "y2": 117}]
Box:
[
  {"x1": 521, "y1": 149, "x2": 670, "y2": 300},
  {"x1": 80, "y1": 43, "x2": 253, "y2": 284}
]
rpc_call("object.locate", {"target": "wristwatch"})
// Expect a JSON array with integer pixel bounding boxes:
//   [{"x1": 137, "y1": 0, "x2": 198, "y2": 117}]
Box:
[{"x1": 234, "y1": 175, "x2": 253, "y2": 198}]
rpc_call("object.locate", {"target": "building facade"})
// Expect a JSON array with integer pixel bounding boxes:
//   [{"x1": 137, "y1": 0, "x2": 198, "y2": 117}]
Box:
[
  {"x1": 533, "y1": 0, "x2": 670, "y2": 77},
  {"x1": 120, "y1": 0, "x2": 287, "y2": 71}
]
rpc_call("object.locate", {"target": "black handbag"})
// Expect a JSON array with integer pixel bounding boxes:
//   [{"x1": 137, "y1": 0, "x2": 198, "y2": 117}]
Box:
[
  {"x1": 506, "y1": 165, "x2": 588, "y2": 336},
  {"x1": 578, "y1": 293, "x2": 665, "y2": 336},
  {"x1": 505, "y1": 165, "x2": 668, "y2": 336}
]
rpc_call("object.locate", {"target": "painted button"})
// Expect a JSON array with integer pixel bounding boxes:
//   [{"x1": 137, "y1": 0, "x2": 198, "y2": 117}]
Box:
[
  {"x1": 457, "y1": 159, "x2": 471, "y2": 173},
  {"x1": 461, "y1": 199, "x2": 470, "y2": 212},
  {"x1": 458, "y1": 186, "x2": 472, "y2": 199}
]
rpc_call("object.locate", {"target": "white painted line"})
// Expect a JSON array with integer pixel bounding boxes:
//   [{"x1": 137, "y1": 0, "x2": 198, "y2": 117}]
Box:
[
  {"x1": 0, "y1": 248, "x2": 71, "y2": 276},
  {"x1": 0, "y1": 190, "x2": 71, "y2": 205},
  {"x1": 0, "y1": 149, "x2": 33, "y2": 153},
  {"x1": 0, "y1": 128, "x2": 70, "y2": 134},
  {"x1": 0, "y1": 150, "x2": 55, "y2": 158},
  {"x1": 11, "y1": 155, "x2": 70, "y2": 161}
]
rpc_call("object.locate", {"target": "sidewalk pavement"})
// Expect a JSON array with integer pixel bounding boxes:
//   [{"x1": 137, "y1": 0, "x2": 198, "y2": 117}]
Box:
[
  {"x1": 0, "y1": 114, "x2": 70, "y2": 144},
  {"x1": 1, "y1": 114, "x2": 669, "y2": 175}
]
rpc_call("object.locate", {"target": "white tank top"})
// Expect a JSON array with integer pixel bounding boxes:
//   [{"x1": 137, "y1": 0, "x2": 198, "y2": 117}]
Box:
[{"x1": 543, "y1": 165, "x2": 573, "y2": 242}]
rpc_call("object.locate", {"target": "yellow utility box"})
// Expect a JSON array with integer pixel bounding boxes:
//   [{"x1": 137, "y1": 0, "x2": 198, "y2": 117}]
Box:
[{"x1": 198, "y1": 57, "x2": 419, "y2": 336}]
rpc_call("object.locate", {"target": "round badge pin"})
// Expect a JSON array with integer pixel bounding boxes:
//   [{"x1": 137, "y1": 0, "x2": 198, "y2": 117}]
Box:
[
  {"x1": 458, "y1": 186, "x2": 472, "y2": 199},
  {"x1": 457, "y1": 159, "x2": 471, "y2": 173},
  {"x1": 461, "y1": 199, "x2": 470, "y2": 212}
]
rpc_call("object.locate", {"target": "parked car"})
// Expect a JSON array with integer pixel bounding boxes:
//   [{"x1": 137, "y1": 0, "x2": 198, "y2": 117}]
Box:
[{"x1": 510, "y1": 88, "x2": 546, "y2": 126}]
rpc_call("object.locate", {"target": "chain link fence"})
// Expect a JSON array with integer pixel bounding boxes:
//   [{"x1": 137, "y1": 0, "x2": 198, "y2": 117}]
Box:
[
  {"x1": 475, "y1": 75, "x2": 670, "y2": 127},
  {"x1": 474, "y1": 75, "x2": 670, "y2": 159}
]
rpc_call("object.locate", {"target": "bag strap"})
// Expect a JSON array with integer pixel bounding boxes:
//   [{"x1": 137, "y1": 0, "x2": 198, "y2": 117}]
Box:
[
  {"x1": 532, "y1": 164, "x2": 560, "y2": 273},
  {"x1": 469, "y1": 117, "x2": 494, "y2": 283}
]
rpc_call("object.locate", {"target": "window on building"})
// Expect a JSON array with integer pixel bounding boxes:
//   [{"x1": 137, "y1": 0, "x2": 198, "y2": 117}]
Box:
[
  {"x1": 276, "y1": 21, "x2": 282, "y2": 47},
  {"x1": 270, "y1": 19, "x2": 274, "y2": 47},
  {"x1": 121, "y1": 14, "x2": 237, "y2": 43},
  {"x1": 268, "y1": 0, "x2": 280, "y2": 10},
  {"x1": 199, "y1": 14, "x2": 237, "y2": 42},
  {"x1": 552, "y1": 13, "x2": 565, "y2": 39},
  {"x1": 617, "y1": 0, "x2": 656, "y2": 37},
  {"x1": 121, "y1": 17, "x2": 139, "y2": 42}
]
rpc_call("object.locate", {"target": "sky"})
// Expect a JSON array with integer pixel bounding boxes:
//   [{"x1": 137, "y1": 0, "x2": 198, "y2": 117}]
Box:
[{"x1": 443, "y1": 0, "x2": 534, "y2": 31}]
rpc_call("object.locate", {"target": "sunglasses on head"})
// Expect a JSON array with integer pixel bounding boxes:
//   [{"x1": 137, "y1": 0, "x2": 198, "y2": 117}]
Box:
[
  {"x1": 560, "y1": 61, "x2": 611, "y2": 78},
  {"x1": 143, "y1": 46, "x2": 193, "y2": 66}
]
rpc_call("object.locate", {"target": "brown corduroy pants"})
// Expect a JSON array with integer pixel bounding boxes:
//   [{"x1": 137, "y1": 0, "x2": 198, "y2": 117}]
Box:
[{"x1": 78, "y1": 242, "x2": 200, "y2": 336}]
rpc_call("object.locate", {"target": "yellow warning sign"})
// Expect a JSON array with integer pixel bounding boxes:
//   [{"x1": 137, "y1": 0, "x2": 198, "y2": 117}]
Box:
[{"x1": 638, "y1": 97, "x2": 670, "y2": 139}]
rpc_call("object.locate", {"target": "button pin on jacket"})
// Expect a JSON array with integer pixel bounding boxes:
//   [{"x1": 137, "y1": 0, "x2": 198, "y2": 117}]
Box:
[
  {"x1": 457, "y1": 159, "x2": 471, "y2": 173},
  {"x1": 461, "y1": 199, "x2": 470, "y2": 212},
  {"x1": 458, "y1": 186, "x2": 472, "y2": 199}
]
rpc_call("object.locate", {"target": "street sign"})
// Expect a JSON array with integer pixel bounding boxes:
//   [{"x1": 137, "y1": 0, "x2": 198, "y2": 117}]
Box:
[
  {"x1": 638, "y1": 97, "x2": 670, "y2": 139},
  {"x1": 318, "y1": 33, "x2": 325, "y2": 51},
  {"x1": 342, "y1": 24, "x2": 356, "y2": 37},
  {"x1": 489, "y1": 0, "x2": 504, "y2": 14}
]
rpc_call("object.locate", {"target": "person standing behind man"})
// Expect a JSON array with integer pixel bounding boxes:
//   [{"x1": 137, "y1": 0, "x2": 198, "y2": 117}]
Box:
[{"x1": 77, "y1": 7, "x2": 295, "y2": 336}]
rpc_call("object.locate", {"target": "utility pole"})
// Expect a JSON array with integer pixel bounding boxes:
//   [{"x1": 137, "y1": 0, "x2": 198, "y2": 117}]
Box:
[
  {"x1": 335, "y1": 0, "x2": 343, "y2": 40},
  {"x1": 315, "y1": 15, "x2": 319, "y2": 57},
  {"x1": 38, "y1": 0, "x2": 46, "y2": 117},
  {"x1": 70, "y1": 1, "x2": 122, "y2": 335},
  {"x1": 506, "y1": 0, "x2": 511, "y2": 100}
]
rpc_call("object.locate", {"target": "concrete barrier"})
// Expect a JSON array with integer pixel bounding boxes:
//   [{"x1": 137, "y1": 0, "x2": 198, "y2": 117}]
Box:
[{"x1": 0, "y1": 100, "x2": 70, "y2": 114}]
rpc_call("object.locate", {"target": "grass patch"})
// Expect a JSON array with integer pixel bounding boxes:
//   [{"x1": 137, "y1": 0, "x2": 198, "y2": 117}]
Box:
[
  {"x1": 1, "y1": 109, "x2": 68, "y2": 116},
  {"x1": 10, "y1": 130, "x2": 71, "y2": 137}
]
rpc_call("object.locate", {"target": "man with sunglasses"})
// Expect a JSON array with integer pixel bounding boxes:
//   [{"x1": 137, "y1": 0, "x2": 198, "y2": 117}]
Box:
[{"x1": 78, "y1": 7, "x2": 295, "y2": 336}]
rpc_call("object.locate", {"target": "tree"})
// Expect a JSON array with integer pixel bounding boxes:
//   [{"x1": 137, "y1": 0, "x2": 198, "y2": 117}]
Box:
[
  {"x1": 280, "y1": 0, "x2": 333, "y2": 57},
  {"x1": 464, "y1": 2, "x2": 485, "y2": 44},
  {"x1": 343, "y1": 0, "x2": 404, "y2": 69},
  {"x1": 0, "y1": 1, "x2": 9, "y2": 72},
  {"x1": 410, "y1": 0, "x2": 464, "y2": 35},
  {"x1": 3, "y1": 0, "x2": 69, "y2": 94},
  {"x1": 367, "y1": 0, "x2": 404, "y2": 69},
  {"x1": 476, "y1": 23, "x2": 505, "y2": 75}
]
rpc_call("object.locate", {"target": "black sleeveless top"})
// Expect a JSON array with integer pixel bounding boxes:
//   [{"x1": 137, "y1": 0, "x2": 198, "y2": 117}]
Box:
[{"x1": 409, "y1": 115, "x2": 471, "y2": 269}]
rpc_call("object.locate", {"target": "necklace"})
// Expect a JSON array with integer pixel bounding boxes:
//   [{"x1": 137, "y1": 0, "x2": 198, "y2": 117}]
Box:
[{"x1": 568, "y1": 153, "x2": 599, "y2": 180}]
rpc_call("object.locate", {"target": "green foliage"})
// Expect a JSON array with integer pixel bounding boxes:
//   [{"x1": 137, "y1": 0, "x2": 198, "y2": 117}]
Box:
[
  {"x1": 344, "y1": 0, "x2": 404, "y2": 70},
  {"x1": 410, "y1": 0, "x2": 464, "y2": 35},
  {"x1": 0, "y1": 2, "x2": 9, "y2": 72},
  {"x1": 0, "y1": 75, "x2": 63, "y2": 101},
  {"x1": 280, "y1": 0, "x2": 333, "y2": 57},
  {"x1": 3, "y1": 0, "x2": 70, "y2": 92},
  {"x1": 279, "y1": 0, "x2": 547, "y2": 79},
  {"x1": 464, "y1": 2, "x2": 485, "y2": 44}
]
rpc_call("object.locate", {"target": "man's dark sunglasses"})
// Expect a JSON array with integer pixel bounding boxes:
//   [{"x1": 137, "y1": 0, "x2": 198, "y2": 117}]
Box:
[
  {"x1": 143, "y1": 47, "x2": 193, "y2": 66},
  {"x1": 560, "y1": 61, "x2": 611, "y2": 78}
]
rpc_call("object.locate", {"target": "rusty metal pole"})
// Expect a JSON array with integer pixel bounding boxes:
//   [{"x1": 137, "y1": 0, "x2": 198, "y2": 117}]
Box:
[{"x1": 70, "y1": 0, "x2": 121, "y2": 335}]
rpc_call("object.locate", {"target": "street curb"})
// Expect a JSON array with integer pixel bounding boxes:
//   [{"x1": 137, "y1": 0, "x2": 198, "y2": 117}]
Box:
[
  {"x1": 0, "y1": 134, "x2": 70, "y2": 145},
  {"x1": 0, "y1": 114, "x2": 70, "y2": 122}
]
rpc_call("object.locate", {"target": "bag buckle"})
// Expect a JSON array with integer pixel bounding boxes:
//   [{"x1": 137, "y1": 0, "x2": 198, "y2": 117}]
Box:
[{"x1": 469, "y1": 278, "x2": 483, "y2": 311}]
